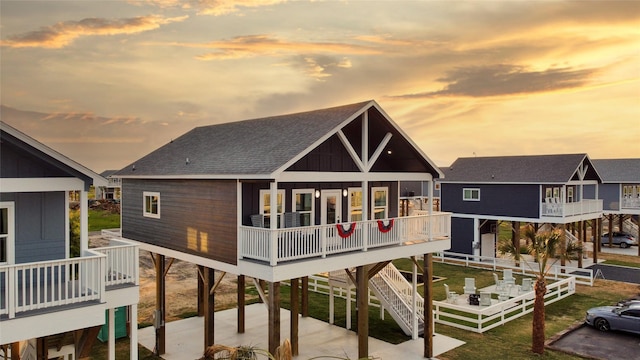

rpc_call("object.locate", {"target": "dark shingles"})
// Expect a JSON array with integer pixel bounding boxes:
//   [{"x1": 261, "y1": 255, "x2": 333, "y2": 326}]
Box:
[
  {"x1": 440, "y1": 154, "x2": 589, "y2": 183},
  {"x1": 592, "y1": 159, "x2": 640, "y2": 183}
]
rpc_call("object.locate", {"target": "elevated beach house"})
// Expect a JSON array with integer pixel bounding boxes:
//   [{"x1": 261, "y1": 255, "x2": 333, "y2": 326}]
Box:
[
  {"x1": 113, "y1": 100, "x2": 451, "y2": 358},
  {"x1": 0, "y1": 122, "x2": 140, "y2": 359},
  {"x1": 439, "y1": 154, "x2": 603, "y2": 257}
]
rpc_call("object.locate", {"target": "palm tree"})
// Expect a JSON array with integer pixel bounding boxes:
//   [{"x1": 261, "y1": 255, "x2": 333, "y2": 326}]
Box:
[{"x1": 498, "y1": 224, "x2": 581, "y2": 355}]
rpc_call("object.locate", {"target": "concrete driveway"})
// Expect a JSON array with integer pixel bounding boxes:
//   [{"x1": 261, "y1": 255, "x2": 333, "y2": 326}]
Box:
[{"x1": 548, "y1": 324, "x2": 640, "y2": 360}]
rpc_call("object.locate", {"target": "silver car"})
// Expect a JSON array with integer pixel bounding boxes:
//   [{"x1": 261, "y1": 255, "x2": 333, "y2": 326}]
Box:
[
  {"x1": 597, "y1": 232, "x2": 638, "y2": 248},
  {"x1": 585, "y1": 303, "x2": 640, "y2": 335}
]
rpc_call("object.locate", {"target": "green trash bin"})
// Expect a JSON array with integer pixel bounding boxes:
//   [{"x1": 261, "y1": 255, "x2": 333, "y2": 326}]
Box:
[{"x1": 98, "y1": 306, "x2": 128, "y2": 342}]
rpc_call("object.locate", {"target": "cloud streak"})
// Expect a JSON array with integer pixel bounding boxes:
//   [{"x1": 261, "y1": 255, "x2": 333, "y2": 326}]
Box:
[
  {"x1": 0, "y1": 15, "x2": 188, "y2": 48},
  {"x1": 393, "y1": 64, "x2": 600, "y2": 99},
  {"x1": 139, "y1": 0, "x2": 286, "y2": 16}
]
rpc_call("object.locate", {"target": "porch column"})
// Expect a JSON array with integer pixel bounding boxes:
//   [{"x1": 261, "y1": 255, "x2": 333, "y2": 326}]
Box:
[
  {"x1": 356, "y1": 265, "x2": 369, "y2": 359},
  {"x1": 578, "y1": 221, "x2": 583, "y2": 268},
  {"x1": 238, "y1": 275, "x2": 245, "y2": 333},
  {"x1": 290, "y1": 278, "x2": 299, "y2": 356},
  {"x1": 362, "y1": 180, "x2": 369, "y2": 250},
  {"x1": 268, "y1": 281, "x2": 281, "y2": 355},
  {"x1": 130, "y1": 304, "x2": 138, "y2": 360},
  {"x1": 155, "y1": 253, "x2": 166, "y2": 355},
  {"x1": 423, "y1": 253, "x2": 434, "y2": 359},
  {"x1": 411, "y1": 258, "x2": 418, "y2": 339},
  {"x1": 80, "y1": 190, "x2": 89, "y2": 254},
  {"x1": 204, "y1": 267, "x2": 215, "y2": 349},
  {"x1": 428, "y1": 178, "x2": 434, "y2": 241},
  {"x1": 592, "y1": 219, "x2": 599, "y2": 263},
  {"x1": 108, "y1": 307, "x2": 115, "y2": 360},
  {"x1": 269, "y1": 181, "x2": 278, "y2": 265}
]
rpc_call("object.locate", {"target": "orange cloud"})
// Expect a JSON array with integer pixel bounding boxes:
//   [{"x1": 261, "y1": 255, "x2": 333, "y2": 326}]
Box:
[
  {"x1": 139, "y1": 0, "x2": 286, "y2": 16},
  {"x1": 0, "y1": 15, "x2": 188, "y2": 49}
]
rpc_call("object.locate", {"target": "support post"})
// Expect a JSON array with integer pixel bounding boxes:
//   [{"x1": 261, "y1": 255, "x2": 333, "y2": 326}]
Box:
[
  {"x1": 155, "y1": 254, "x2": 166, "y2": 355},
  {"x1": 197, "y1": 265, "x2": 204, "y2": 316},
  {"x1": 301, "y1": 276, "x2": 309, "y2": 317},
  {"x1": 204, "y1": 267, "x2": 215, "y2": 349},
  {"x1": 36, "y1": 337, "x2": 47, "y2": 360},
  {"x1": 130, "y1": 304, "x2": 138, "y2": 360},
  {"x1": 290, "y1": 278, "x2": 299, "y2": 356},
  {"x1": 268, "y1": 281, "x2": 281, "y2": 356},
  {"x1": 424, "y1": 253, "x2": 434, "y2": 359},
  {"x1": 356, "y1": 265, "x2": 368, "y2": 359},
  {"x1": 237, "y1": 275, "x2": 245, "y2": 333},
  {"x1": 108, "y1": 308, "x2": 115, "y2": 360}
]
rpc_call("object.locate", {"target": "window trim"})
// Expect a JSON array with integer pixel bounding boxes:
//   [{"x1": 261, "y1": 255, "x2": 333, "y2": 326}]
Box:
[
  {"x1": 348, "y1": 187, "x2": 363, "y2": 222},
  {"x1": 143, "y1": 191, "x2": 161, "y2": 219},
  {"x1": 0, "y1": 202, "x2": 15, "y2": 265},
  {"x1": 259, "y1": 189, "x2": 285, "y2": 228},
  {"x1": 371, "y1": 186, "x2": 389, "y2": 220},
  {"x1": 292, "y1": 188, "x2": 315, "y2": 226},
  {"x1": 463, "y1": 188, "x2": 480, "y2": 201}
]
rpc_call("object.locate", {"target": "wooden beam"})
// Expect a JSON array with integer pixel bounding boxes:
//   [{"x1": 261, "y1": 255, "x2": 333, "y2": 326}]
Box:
[
  {"x1": 423, "y1": 253, "x2": 434, "y2": 358},
  {"x1": 344, "y1": 268, "x2": 356, "y2": 285},
  {"x1": 268, "y1": 281, "x2": 281, "y2": 356},
  {"x1": 301, "y1": 276, "x2": 309, "y2": 317},
  {"x1": 356, "y1": 265, "x2": 368, "y2": 359},
  {"x1": 37, "y1": 337, "x2": 47, "y2": 360},
  {"x1": 204, "y1": 267, "x2": 215, "y2": 349},
  {"x1": 197, "y1": 265, "x2": 204, "y2": 317},
  {"x1": 162, "y1": 257, "x2": 175, "y2": 278},
  {"x1": 11, "y1": 343, "x2": 20, "y2": 360},
  {"x1": 410, "y1": 256, "x2": 424, "y2": 274},
  {"x1": 237, "y1": 275, "x2": 245, "y2": 334},
  {"x1": 210, "y1": 271, "x2": 227, "y2": 294},
  {"x1": 155, "y1": 253, "x2": 166, "y2": 355},
  {"x1": 290, "y1": 278, "x2": 299, "y2": 356},
  {"x1": 368, "y1": 260, "x2": 391, "y2": 279}
]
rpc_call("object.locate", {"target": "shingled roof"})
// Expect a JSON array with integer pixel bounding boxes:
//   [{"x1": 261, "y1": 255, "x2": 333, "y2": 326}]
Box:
[
  {"x1": 440, "y1": 154, "x2": 600, "y2": 183},
  {"x1": 592, "y1": 159, "x2": 640, "y2": 183},
  {"x1": 116, "y1": 100, "x2": 405, "y2": 178}
]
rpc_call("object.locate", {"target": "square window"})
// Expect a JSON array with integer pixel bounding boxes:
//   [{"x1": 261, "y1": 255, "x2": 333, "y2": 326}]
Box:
[
  {"x1": 463, "y1": 188, "x2": 480, "y2": 201},
  {"x1": 143, "y1": 191, "x2": 160, "y2": 218}
]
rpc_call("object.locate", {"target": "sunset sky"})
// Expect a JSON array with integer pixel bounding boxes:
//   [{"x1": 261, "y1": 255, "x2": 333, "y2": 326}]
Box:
[{"x1": 1, "y1": 0, "x2": 639, "y2": 173}]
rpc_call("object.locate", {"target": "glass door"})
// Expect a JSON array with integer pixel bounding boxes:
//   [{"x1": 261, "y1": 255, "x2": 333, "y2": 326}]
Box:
[
  {"x1": 0, "y1": 202, "x2": 14, "y2": 265},
  {"x1": 321, "y1": 190, "x2": 342, "y2": 225}
]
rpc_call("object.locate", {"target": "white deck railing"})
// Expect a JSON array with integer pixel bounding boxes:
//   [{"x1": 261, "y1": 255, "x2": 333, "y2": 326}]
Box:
[
  {"x1": 541, "y1": 199, "x2": 603, "y2": 217},
  {"x1": 433, "y1": 277, "x2": 576, "y2": 333},
  {"x1": 0, "y1": 239, "x2": 138, "y2": 319},
  {"x1": 240, "y1": 213, "x2": 451, "y2": 266}
]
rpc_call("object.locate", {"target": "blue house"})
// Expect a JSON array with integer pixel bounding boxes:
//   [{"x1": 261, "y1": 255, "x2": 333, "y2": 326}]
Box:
[
  {"x1": 0, "y1": 122, "x2": 140, "y2": 359},
  {"x1": 439, "y1": 154, "x2": 603, "y2": 256}
]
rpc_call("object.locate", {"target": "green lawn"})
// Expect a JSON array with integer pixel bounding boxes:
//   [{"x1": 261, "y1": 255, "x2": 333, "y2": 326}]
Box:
[{"x1": 88, "y1": 209, "x2": 120, "y2": 232}]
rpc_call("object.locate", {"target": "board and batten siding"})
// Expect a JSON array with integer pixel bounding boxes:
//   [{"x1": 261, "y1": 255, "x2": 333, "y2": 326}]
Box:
[
  {"x1": 122, "y1": 179, "x2": 238, "y2": 265},
  {"x1": 441, "y1": 183, "x2": 540, "y2": 218}
]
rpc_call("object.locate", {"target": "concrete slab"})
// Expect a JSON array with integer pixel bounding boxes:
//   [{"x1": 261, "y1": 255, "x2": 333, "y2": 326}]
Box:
[{"x1": 138, "y1": 304, "x2": 465, "y2": 359}]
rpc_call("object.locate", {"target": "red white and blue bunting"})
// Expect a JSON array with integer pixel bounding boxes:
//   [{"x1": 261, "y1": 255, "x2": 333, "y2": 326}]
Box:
[
  {"x1": 376, "y1": 219, "x2": 394, "y2": 233},
  {"x1": 336, "y1": 222, "x2": 357, "y2": 238}
]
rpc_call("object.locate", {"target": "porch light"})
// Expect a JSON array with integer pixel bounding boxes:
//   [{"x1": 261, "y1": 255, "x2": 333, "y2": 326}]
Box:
[
  {"x1": 315, "y1": 190, "x2": 320, "y2": 198},
  {"x1": 343, "y1": 189, "x2": 348, "y2": 197}
]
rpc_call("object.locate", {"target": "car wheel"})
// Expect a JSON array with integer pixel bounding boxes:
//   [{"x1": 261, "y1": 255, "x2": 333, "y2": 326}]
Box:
[
  {"x1": 620, "y1": 242, "x2": 629, "y2": 249},
  {"x1": 595, "y1": 318, "x2": 610, "y2": 332}
]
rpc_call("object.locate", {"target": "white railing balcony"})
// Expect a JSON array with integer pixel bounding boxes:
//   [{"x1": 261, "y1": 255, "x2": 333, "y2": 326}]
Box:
[
  {"x1": 622, "y1": 197, "x2": 640, "y2": 210},
  {"x1": 0, "y1": 240, "x2": 138, "y2": 320},
  {"x1": 541, "y1": 199, "x2": 603, "y2": 217},
  {"x1": 240, "y1": 213, "x2": 451, "y2": 266}
]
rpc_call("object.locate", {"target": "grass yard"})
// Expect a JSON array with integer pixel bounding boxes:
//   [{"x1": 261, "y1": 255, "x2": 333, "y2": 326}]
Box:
[{"x1": 88, "y1": 209, "x2": 120, "y2": 232}]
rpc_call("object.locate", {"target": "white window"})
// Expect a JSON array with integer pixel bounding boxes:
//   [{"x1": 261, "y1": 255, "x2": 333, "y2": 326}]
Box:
[
  {"x1": 567, "y1": 187, "x2": 574, "y2": 203},
  {"x1": 348, "y1": 188, "x2": 363, "y2": 221},
  {"x1": 292, "y1": 189, "x2": 314, "y2": 226},
  {"x1": 143, "y1": 191, "x2": 160, "y2": 218},
  {"x1": 372, "y1": 187, "x2": 388, "y2": 219},
  {"x1": 463, "y1": 188, "x2": 480, "y2": 201},
  {"x1": 260, "y1": 189, "x2": 285, "y2": 228},
  {"x1": 0, "y1": 202, "x2": 15, "y2": 265}
]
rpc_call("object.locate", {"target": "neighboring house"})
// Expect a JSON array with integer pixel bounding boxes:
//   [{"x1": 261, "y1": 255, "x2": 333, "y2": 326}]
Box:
[
  {"x1": 591, "y1": 159, "x2": 640, "y2": 245},
  {"x1": 439, "y1": 154, "x2": 603, "y2": 256},
  {"x1": 95, "y1": 170, "x2": 122, "y2": 201},
  {"x1": 0, "y1": 122, "x2": 139, "y2": 360},
  {"x1": 113, "y1": 100, "x2": 451, "y2": 358}
]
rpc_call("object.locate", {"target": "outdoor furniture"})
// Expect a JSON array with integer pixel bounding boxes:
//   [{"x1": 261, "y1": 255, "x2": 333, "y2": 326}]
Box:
[
  {"x1": 463, "y1": 277, "x2": 476, "y2": 294},
  {"x1": 503, "y1": 269, "x2": 515, "y2": 285},
  {"x1": 521, "y1": 278, "x2": 533, "y2": 292},
  {"x1": 444, "y1": 284, "x2": 458, "y2": 303},
  {"x1": 493, "y1": 272, "x2": 504, "y2": 291},
  {"x1": 284, "y1": 212, "x2": 300, "y2": 228},
  {"x1": 480, "y1": 292, "x2": 492, "y2": 306},
  {"x1": 498, "y1": 288, "x2": 510, "y2": 301},
  {"x1": 250, "y1": 214, "x2": 264, "y2": 227},
  {"x1": 468, "y1": 293, "x2": 480, "y2": 306}
]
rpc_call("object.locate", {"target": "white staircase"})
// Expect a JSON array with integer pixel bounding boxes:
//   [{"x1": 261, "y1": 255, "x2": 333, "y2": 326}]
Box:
[
  {"x1": 623, "y1": 217, "x2": 639, "y2": 236},
  {"x1": 329, "y1": 263, "x2": 424, "y2": 337}
]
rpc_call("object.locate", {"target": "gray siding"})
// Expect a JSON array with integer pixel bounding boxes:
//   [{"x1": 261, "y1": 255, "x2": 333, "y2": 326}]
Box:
[
  {"x1": 0, "y1": 192, "x2": 66, "y2": 263},
  {"x1": 598, "y1": 184, "x2": 620, "y2": 211},
  {"x1": 441, "y1": 183, "x2": 540, "y2": 218},
  {"x1": 122, "y1": 179, "x2": 237, "y2": 265},
  {"x1": 450, "y1": 217, "x2": 474, "y2": 254}
]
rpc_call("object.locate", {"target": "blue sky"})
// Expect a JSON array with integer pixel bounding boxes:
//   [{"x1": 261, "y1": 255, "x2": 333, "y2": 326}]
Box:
[{"x1": 1, "y1": 0, "x2": 639, "y2": 172}]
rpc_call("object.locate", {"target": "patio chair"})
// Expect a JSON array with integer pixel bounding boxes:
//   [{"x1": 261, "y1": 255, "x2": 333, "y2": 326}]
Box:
[
  {"x1": 480, "y1": 292, "x2": 491, "y2": 306},
  {"x1": 493, "y1": 272, "x2": 504, "y2": 291},
  {"x1": 444, "y1": 284, "x2": 458, "y2": 303},
  {"x1": 521, "y1": 278, "x2": 533, "y2": 292},
  {"x1": 284, "y1": 212, "x2": 300, "y2": 228},
  {"x1": 463, "y1": 277, "x2": 476, "y2": 294},
  {"x1": 503, "y1": 269, "x2": 515, "y2": 286},
  {"x1": 250, "y1": 214, "x2": 264, "y2": 227}
]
